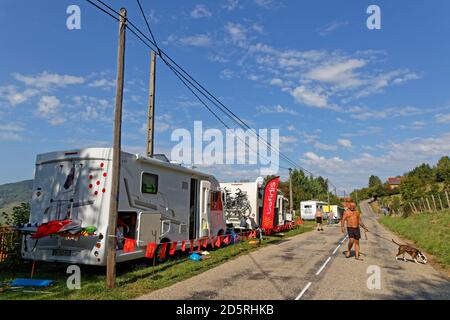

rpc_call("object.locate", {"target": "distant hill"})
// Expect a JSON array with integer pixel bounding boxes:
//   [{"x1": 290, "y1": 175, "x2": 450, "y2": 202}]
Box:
[{"x1": 0, "y1": 180, "x2": 33, "y2": 218}]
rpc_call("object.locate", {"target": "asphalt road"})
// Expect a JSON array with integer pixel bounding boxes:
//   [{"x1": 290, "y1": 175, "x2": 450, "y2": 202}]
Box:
[{"x1": 138, "y1": 200, "x2": 450, "y2": 300}]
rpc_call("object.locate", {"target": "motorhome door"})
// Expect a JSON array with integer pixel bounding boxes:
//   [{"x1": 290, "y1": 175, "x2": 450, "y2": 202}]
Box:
[
  {"x1": 199, "y1": 180, "x2": 211, "y2": 237},
  {"x1": 189, "y1": 179, "x2": 199, "y2": 239}
]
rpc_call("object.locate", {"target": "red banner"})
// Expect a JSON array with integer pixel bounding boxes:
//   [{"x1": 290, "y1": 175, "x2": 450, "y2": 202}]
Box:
[
  {"x1": 145, "y1": 243, "x2": 157, "y2": 258},
  {"x1": 123, "y1": 238, "x2": 136, "y2": 253},
  {"x1": 181, "y1": 240, "x2": 186, "y2": 252},
  {"x1": 169, "y1": 241, "x2": 178, "y2": 255},
  {"x1": 159, "y1": 242, "x2": 168, "y2": 260},
  {"x1": 261, "y1": 177, "x2": 280, "y2": 230}
]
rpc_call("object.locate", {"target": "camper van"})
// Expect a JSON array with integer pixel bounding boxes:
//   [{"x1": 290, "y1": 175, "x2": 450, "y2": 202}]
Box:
[
  {"x1": 22, "y1": 148, "x2": 226, "y2": 266},
  {"x1": 322, "y1": 205, "x2": 344, "y2": 223},
  {"x1": 300, "y1": 201, "x2": 328, "y2": 220}
]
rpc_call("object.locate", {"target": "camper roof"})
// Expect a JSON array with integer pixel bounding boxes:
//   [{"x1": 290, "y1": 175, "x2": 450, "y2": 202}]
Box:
[{"x1": 35, "y1": 147, "x2": 217, "y2": 182}]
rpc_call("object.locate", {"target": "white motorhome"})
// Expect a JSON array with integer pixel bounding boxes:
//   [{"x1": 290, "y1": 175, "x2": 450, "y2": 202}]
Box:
[
  {"x1": 22, "y1": 148, "x2": 226, "y2": 266},
  {"x1": 322, "y1": 205, "x2": 344, "y2": 222},
  {"x1": 300, "y1": 201, "x2": 328, "y2": 220}
]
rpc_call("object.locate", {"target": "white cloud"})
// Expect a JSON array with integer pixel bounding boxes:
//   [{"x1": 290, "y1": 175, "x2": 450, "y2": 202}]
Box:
[
  {"x1": 220, "y1": 69, "x2": 236, "y2": 80},
  {"x1": 306, "y1": 59, "x2": 366, "y2": 89},
  {"x1": 318, "y1": 20, "x2": 349, "y2": 36},
  {"x1": 291, "y1": 86, "x2": 328, "y2": 109},
  {"x1": 256, "y1": 104, "x2": 299, "y2": 115},
  {"x1": 348, "y1": 106, "x2": 423, "y2": 121},
  {"x1": 88, "y1": 78, "x2": 115, "y2": 90},
  {"x1": 166, "y1": 34, "x2": 212, "y2": 47},
  {"x1": 36, "y1": 95, "x2": 65, "y2": 125},
  {"x1": 280, "y1": 135, "x2": 297, "y2": 143},
  {"x1": 435, "y1": 113, "x2": 450, "y2": 124},
  {"x1": 0, "y1": 85, "x2": 39, "y2": 106},
  {"x1": 225, "y1": 22, "x2": 247, "y2": 43},
  {"x1": 254, "y1": 0, "x2": 278, "y2": 9},
  {"x1": 301, "y1": 133, "x2": 450, "y2": 190},
  {"x1": 314, "y1": 142, "x2": 337, "y2": 151},
  {"x1": 13, "y1": 71, "x2": 84, "y2": 90},
  {"x1": 337, "y1": 138, "x2": 353, "y2": 148},
  {"x1": 223, "y1": 0, "x2": 240, "y2": 11},
  {"x1": 191, "y1": 5, "x2": 212, "y2": 19},
  {"x1": 399, "y1": 121, "x2": 426, "y2": 130},
  {"x1": 0, "y1": 122, "x2": 25, "y2": 141}
]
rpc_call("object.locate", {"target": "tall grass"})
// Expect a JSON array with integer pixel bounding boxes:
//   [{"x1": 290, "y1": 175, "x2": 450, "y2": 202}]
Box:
[{"x1": 380, "y1": 210, "x2": 450, "y2": 268}]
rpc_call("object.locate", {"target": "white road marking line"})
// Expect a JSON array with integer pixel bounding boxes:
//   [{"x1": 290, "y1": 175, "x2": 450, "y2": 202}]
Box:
[
  {"x1": 295, "y1": 234, "x2": 349, "y2": 300},
  {"x1": 315, "y1": 256, "x2": 331, "y2": 276},
  {"x1": 332, "y1": 244, "x2": 341, "y2": 255},
  {"x1": 295, "y1": 282, "x2": 312, "y2": 300}
]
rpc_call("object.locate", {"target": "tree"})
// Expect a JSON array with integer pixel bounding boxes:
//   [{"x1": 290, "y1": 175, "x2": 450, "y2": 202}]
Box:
[
  {"x1": 435, "y1": 156, "x2": 450, "y2": 185},
  {"x1": 400, "y1": 176, "x2": 425, "y2": 201},
  {"x1": 407, "y1": 163, "x2": 433, "y2": 183},
  {"x1": 368, "y1": 175, "x2": 383, "y2": 188},
  {"x1": 1, "y1": 202, "x2": 30, "y2": 227}
]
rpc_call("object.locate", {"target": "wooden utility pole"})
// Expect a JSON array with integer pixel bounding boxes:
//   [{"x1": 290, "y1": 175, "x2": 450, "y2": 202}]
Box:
[
  {"x1": 146, "y1": 50, "x2": 157, "y2": 157},
  {"x1": 289, "y1": 168, "x2": 293, "y2": 218},
  {"x1": 106, "y1": 7, "x2": 127, "y2": 289}
]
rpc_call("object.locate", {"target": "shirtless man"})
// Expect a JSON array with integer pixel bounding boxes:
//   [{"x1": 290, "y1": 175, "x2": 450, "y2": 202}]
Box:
[
  {"x1": 341, "y1": 208, "x2": 368, "y2": 260},
  {"x1": 315, "y1": 207, "x2": 324, "y2": 231}
]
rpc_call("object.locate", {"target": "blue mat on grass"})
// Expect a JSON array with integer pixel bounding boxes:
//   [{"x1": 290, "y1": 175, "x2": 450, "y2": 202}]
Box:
[{"x1": 10, "y1": 278, "x2": 54, "y2": 287}]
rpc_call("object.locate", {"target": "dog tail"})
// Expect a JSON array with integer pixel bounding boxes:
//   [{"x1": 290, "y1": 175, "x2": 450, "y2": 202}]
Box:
[{"x1": 392, "y1": 239, "x2": 401, "y2": 246}]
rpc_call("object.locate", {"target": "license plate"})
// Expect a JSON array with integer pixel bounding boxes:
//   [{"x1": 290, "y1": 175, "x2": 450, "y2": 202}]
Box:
[{"x1": 52, "y1": 249, "x2": 71, "y2": 257}]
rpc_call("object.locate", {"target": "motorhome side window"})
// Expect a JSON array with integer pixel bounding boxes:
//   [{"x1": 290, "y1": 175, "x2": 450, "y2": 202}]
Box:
[{"x1": 141, "y1": 173, "x2": 158, "y2": 194}]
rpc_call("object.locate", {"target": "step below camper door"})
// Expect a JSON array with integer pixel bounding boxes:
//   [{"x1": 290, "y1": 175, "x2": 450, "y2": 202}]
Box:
[{"x1": 199, "y1": 180, "x2": 211, "y2": 238}]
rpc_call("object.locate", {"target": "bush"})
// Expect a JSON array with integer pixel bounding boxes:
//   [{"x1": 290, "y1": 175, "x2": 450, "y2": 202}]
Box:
[{"x1": 0, "y1": 203, "x2": 30, "y2": 271}]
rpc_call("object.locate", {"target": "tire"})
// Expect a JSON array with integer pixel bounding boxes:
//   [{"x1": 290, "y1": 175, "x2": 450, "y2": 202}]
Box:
[{"x1": 154, "y1": 239, "x2": 170, "y2": 264}]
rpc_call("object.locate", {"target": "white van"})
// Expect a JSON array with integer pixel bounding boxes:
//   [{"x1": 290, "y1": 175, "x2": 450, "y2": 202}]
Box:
[
  {"x1": 22, "y1": 148, "x2": 226, "y2": 266},
  {"x1": 300, "y1": 201, "x2": 328, "y2": 220}
]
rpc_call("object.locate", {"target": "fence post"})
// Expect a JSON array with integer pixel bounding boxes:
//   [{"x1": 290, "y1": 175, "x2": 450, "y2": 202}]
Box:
[
  {"x1": 431, "y1": 194, "x2": 437, "y2": 211},
  {"x1": 425, "y1": 197, "x2": 432, "y2": 212},
  {"x1": 438, "y1": 194, "x2": 444, "y2": 211},
  {"x1": 446, "y1": 191, "x2": 450, "y2": 209}
]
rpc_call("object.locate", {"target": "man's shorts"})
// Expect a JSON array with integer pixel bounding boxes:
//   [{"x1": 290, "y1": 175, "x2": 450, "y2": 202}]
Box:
[
  {"x1": 347, "y1": 227, "x2": 361, "y2": 240},
  {"x1": 316, "y1": 217, "x2": 323, "y2": 224}
]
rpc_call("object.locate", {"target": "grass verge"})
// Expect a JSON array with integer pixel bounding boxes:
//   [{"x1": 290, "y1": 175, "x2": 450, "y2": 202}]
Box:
[
  {"x1": 0, "y1": 222, "x2": 314, "y2": 300},
  {"x1": 379, "y1": 210, "x2": 450, "y2": 270}
]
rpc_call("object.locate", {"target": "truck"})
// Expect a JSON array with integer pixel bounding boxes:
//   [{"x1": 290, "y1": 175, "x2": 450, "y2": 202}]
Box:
[{"x1": 21, "y1": 148, "x2": 227, "y2": 266}]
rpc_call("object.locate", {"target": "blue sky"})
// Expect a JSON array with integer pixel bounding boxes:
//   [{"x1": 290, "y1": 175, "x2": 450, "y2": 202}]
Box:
[{"x1": 1, "y1": 0, "x2": 450, "y2": 193}]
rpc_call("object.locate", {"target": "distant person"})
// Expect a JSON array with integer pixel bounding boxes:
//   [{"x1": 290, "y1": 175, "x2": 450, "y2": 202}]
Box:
[
  {"x1": 315, "y1": 207, "x2": 324, "y2": 231},
  {"x1": 328, "y1": 210, "x2": 335, "y2": 225},
  {"x1": 341, "y1": 208, "x2": 369, "y2": 261}
]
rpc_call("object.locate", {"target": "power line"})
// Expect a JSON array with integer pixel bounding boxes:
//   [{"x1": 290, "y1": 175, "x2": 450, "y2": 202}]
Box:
[{"x1": 85, "y1": 0, "x2": 341, "y2": 190}]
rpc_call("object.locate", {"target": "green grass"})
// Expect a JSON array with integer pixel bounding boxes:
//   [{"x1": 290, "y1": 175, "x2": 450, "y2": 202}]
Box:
[
  {"x1": 0, "y1": 222, "x2": 314, "y2": 300},
  {"x1": 380, "y1": 210, "x2": 450, "y2": 269}
]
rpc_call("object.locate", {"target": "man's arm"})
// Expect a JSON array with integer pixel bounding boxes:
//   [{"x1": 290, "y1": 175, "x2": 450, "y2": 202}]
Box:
[{"x1": 340, "y1": 213, "x2": 347, "y2": 233}]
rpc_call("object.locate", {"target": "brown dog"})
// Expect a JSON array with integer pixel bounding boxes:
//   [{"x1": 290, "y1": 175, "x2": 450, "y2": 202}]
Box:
[{"x1": 392, "y1": 239, "x2": 427, "y2": 264}]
